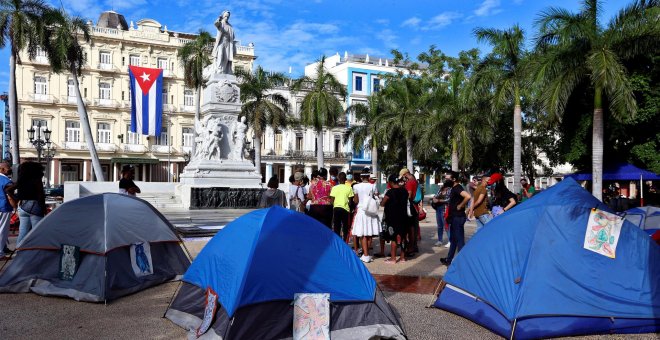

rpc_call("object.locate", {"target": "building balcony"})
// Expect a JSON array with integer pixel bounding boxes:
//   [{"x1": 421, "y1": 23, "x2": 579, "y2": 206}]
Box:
[
  {"x1": 150, "y1": 145, "x2": 172, "y2": 154},
  {"x1": 162, "y1": 69, "x2": 175, "y2": 78},
  {"x1": 96, "y1": 143, "x2": 117, "y2": 152},
  {"x1": 124, "y1": 144, "x2": 147, "y2": 153},
  {"x1": 60, "y1": 95, "x2": 91, "y2": 106},
  {"x1": 93, "y1": 98, "x2": 119, "y2": 108},
  {"x1": 261, "y1": 149, "x2": 352, "y2": 162},
  {"x1": 162, "y1": 103, "x2": 176, "y2": 112},
  {"x1": 62, "y1": 141, "x2": 86, "y2": 150},
  {"x1": 28, "y1": 93, "x2": 58, "y2": 104},
  {"x1": 34, "y1": 56, "x2": 49, "y2": 64},
  {"x1": 180, "y1": 104, "x2": 195, "y2": 113}
]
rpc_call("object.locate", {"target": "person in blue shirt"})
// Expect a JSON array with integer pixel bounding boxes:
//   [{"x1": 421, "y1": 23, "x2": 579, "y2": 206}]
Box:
[{"x1": 0, "y1": 162, "x2": 16, "y2": 259}]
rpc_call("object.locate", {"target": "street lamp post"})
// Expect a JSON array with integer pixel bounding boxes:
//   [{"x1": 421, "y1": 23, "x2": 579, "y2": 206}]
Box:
[{"x1": 27, "y1": 122, "x2": 56, "y2": 186}]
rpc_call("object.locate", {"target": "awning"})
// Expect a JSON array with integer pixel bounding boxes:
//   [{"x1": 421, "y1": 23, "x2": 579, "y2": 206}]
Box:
[{"x1": 110, "y1": 157, "x2": 160, "y2": 164}]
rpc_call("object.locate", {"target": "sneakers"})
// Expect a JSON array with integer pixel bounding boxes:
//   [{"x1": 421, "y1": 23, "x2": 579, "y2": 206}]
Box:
[
  {"x1": 434, "y1": 241, "x2": 443, "y2": 247},
  {"x1": 444, "y1": 242, "x2": 451, "y2": 248},
  {"x1": 357, "y1": 249, "x2": 364, "y2": 257},
  {"x1": 360, "y1": 255, "x2": 372, "y2": 263}
]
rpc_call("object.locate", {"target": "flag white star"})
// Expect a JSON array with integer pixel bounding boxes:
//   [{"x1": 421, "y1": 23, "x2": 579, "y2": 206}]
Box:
[{"x1": 140, "y1": 72, "x2": 150, "y2": 82}]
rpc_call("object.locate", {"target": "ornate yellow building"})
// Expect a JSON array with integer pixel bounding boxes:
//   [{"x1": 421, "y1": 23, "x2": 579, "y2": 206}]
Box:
[{"x1": 15, "y1": 10, "x2": 255, "y2": 184}]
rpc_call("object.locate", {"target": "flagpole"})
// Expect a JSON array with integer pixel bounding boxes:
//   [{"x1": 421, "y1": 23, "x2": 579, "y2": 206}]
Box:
[{"x1": 168, "y1": 109, "x2": 172, "y2": 183}]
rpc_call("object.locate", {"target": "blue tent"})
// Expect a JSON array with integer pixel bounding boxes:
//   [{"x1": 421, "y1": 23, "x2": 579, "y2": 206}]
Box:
[
  {"x1": 434, "y1": 178, "x2": 660, "y2": 339},
  {"x1": 625, "y1": 206, "x2": 660, "y2": 235},
  {"x1": 166, "y1": 206, "x2": 406, "y2": 339},
  {"x1": 566, "y1": 163, "x2": 660, "y2": 181}
]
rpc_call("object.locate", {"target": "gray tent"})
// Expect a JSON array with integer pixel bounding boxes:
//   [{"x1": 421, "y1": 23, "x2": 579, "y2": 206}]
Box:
[{"x1": 0, "y1": 193, "x2": 190, "y2": 302}]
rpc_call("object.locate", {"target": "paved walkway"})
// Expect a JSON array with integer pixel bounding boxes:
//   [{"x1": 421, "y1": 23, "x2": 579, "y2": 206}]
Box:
[{"x1": 1, "y1": 207, "x2": 656, "y2": 339}]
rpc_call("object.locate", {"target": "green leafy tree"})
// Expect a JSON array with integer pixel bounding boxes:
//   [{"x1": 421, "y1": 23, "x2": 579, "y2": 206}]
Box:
[
  {"x1": 533, "y1": 0, "x2": 659, "y2": 199},
  {"x1": 0, "y1": 0, "x2": 48, "y2": 166},
  {"x1": 346, "y1": 93, "x2": 386, "y2": 177},
  {"x1": 42, "y1": 8, "x2": 104, "y2": 180},
  {"x1": 236, "y1": 66, "x2": 290, "y2": 174},
  {"x1": 291, "y1": 56, "x2": 346, "y2": 168},
  {"x1": 473, "y1": 24, "x2": 528, "y2": 193},
  {"x1": 178, "y1": 30, "x2": 213, "y2": 156}
]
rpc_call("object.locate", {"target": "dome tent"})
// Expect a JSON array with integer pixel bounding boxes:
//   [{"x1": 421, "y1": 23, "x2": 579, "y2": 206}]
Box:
[
  {"x1": 165, "y1": 206, "x2": 407, "y2": 339},
  {"x1": 433, "y1": 178, "x2": 659, "y2": 339},
  {"x1": 0, "y1": 193, "x2": 190, "y2": 302}
]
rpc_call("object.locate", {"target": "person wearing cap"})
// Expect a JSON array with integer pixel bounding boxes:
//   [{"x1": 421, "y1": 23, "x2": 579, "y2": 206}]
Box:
[
  {"x1": 307, "y1": 167, "x2": 333, "y2": 229},
  {"x1": 119, "y1": 165, "x2": 140, "y2": 196},
  {"x1": 489, "y1": 173, "x2": 516, "y2": 217},
  {"x1": 380, "y1": 174, "x2": 409, "y2": 263},
  {"x1": 468, "y1": 174, "x2": 493, "y2": 233},
  {"x1": 440, "y1": 170, "x2": 471, "y2": 266},
  {"x1": 399, "y1": 167, "x2": 419, "y2": 255}
]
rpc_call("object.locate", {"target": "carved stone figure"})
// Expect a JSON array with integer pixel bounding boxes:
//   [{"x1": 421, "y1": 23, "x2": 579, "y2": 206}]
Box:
[
  {"x1": 212, "y1": 10, "x2": 235, "y2": 75},
  {"x1": 193, "y1": 116, "x2": 224, "y2": 161},
  {"x1": 230, "y1": 116, "x2": 247, "y2": 160}
]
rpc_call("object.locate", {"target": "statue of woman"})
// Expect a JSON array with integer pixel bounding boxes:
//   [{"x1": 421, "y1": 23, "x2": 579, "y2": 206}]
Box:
[
  {"x1": 212, "y1": 10, "x2": 235, "y2": 75},
  {"x1": 231, "y1": 116, "x2": 247, "y2": 160}
]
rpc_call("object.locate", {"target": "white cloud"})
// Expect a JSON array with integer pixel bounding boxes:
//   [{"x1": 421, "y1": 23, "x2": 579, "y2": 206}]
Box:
[
  {"x1": 425, "y1": 12, "x2": 462, "y2": 30},
  {"x1": 474, "y1": 0, "x2": 502, "y2": 17},
  {"x1": 376, "y1": 28, "x2": 398, "y2": 49},
  {"x1": 401, "y1": 17, "x2": 421, "y2": 28}
]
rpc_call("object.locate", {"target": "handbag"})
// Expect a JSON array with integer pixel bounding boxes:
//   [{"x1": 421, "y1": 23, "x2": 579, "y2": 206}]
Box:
[
  {"x1": 364, "y1": 184, "x2": 379, "y2": 217},
  {"x1": 417, "y1": 206, "x2": 427, "y2": 221},
  {"x1": 289, "y1": 186, "x2": 304, "y2": 212}
]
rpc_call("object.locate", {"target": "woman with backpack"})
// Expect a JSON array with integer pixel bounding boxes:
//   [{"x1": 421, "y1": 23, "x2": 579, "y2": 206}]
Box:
[{"x1": 352, "y1": 171, "x2": 381, "y2": 263}]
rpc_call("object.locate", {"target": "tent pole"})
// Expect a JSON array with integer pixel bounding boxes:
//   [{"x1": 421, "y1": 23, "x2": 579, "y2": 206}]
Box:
[
  {"x1": 510, "y1": 318, "x2": 517, "y2": 340},
  {"x1": 162, "y1": 281, "x2": 182, "y2": 318},
  {"x1": 640, "y1": 175, "x2": 644, "y2": 207}
]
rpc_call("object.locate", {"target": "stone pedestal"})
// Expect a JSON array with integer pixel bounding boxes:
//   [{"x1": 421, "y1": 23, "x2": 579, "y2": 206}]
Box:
[{"x1": 179, "y1": 72, "x2": 262, "y2": 208}]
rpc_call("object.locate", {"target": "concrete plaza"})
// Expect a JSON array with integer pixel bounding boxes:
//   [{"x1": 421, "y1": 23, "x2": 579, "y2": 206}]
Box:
[{"x1": 0, "y1": 208, "x2": 656, "y2": 339}]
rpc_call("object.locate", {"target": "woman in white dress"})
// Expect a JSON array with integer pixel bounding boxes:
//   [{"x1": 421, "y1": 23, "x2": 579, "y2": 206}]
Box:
[{"x1": 352, "y1": 172, "x2": 381, "y2": 263}]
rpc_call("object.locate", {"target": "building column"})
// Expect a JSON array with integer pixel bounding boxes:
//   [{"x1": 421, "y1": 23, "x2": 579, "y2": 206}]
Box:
[
  {"x1": 83, "y1": 160, "x2": 91, "y2": 181},
  {"x1": 142, "y1": 164, "x2": 147, "y2": 182},
  {"x1": 265, "y1": 162, "x2": 273, "y2": 181},
  {"x1": 54, "y1": 159, "x2": 61, "y2": 185},
  {"x1": 112, "y1": 163, "x2": 118, "y2": 182},
  {"x1": 304, "y1": 164, "x2": 312, "y2": 177}
]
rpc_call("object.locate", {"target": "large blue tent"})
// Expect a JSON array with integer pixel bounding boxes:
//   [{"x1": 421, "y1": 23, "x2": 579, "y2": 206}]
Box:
[
  {"x1": 434, "y1": 178, "x2": 660, "y2": 339},
  {"x1": 566, "y1": 163, "x2": 660, "y2": 181},
  {"x1": 166, "y1": 207, "x2": 407, "y2": 339}
]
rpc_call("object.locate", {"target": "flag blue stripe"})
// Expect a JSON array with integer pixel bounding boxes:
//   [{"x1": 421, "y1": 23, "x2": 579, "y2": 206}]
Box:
[
  {"x1": 129, "y1": 70, "x2": 137, "y2": 133},
  {"x1": 154, "y1": 72, "x2": 163, "y2": 135}
]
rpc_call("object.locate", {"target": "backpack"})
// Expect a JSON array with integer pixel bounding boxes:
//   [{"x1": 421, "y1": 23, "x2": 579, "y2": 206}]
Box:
[{"x1": 413, "y1": 184, "x2": 423, "y2": 204}]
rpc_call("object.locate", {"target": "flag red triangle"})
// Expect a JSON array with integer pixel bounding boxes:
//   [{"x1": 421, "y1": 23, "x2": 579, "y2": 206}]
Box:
[{"x1": 129, "y1": 66, "x2": 163, "y2": 93}]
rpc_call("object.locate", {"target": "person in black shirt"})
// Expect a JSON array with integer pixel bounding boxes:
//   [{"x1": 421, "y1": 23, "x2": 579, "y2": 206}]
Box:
[
  {"x1": 119, "y1": 165, "x2": 141, "y2": 196},
  {"x1": 440, "y1": 171, "x2": 471, "y2": 266}
]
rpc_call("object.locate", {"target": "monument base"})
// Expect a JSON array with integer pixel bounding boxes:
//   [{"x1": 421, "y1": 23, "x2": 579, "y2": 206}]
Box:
[{"x1": 179, "y1": 159, "x2": 262, "y2": 187}]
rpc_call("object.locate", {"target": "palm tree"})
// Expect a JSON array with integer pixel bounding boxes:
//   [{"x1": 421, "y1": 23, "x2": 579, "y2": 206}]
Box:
[
  {"x1": 291, "y1": 56, "x2": 346, "y2": 169},
  {"x1": 346, "y1": 94, "x2": 386, "y2": 177},
  {"x1": 178, "y1": 30, "x2": 213, "y2": 156},
  {"x1": 236, "y1": 66, "x2": 290, "y2": 174},
  {"x1": 0, "y1": 0, "x2": 48, "y2": 166},
  {"x1": 473, "y1": 24, "x2": 528, "y2": 194},
  {"x1": 377, "y1": 75, "x2": 432, "y2": 171},
  {"x1": 41, "y1": 8, "x2": 104, "y2": 180},
  {"x1": 533, "y1": 0, "x2": 659, "y2": 200}
]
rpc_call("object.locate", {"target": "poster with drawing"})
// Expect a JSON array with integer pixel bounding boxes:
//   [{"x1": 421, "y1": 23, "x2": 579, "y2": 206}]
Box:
[
  {"x1": 130, "y1": 242, "x2": 153, "y2": 277},
  {"x1": 196, "y1": 287, "x2": 218, "y2": 338},
  {"x1": 293, "y1": 293, "x2": 330, "y2": 340},
  {"x1": 584, "y1": 208, "x2": 624, "y2": 258},
  {"x1": 59, "y1": 244, "x2": 80, "y2": 281}
]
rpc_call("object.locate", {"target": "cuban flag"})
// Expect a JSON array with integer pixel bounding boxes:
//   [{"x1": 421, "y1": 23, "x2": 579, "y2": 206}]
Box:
[{"x1": 129, "y1": 65, "x2": 163, "y2": 136}]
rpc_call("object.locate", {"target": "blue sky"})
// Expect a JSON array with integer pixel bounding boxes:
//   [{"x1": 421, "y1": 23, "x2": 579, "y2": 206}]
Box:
[{"x1": 0, "y1": 0, "x2": 625, "y2": 89}]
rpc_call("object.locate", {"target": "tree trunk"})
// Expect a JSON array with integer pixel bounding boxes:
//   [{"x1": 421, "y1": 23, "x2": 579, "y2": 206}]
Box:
[
  {"x1": 592, "y1": 89, "x2": 603, "y2": 200},
  {"x1": 191, "y1": 85, "x2": 202, "y2": 157},
  {"x1": 317, "y1": 130, "x2": 324, "y2": 169},
  {"x1": 254, "y1": 135, "x2": 262, "y2": 175},
  {"x1": 406, "y1": 137, "x2": 413, "y2": 171},
  {"x1": 71, "y1": 66, "x2": 104, "y2": 181},
  {"x1": 9, "y1": 53, "x2": 20, "y2": 172},
  {"x1": 513, "y1": 102, "x2": 522, "y2": 194},
  {"x1": 451, "y1": 139, "x2": 459, "y2": 172},
  {"x1": 371, "y1": 143, "x2": 378, "y2": 178}
]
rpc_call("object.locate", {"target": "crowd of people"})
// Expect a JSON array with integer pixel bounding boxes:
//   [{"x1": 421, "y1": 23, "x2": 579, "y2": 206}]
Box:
[{"x1": 256, "y1": 165, "x2": 540, "y2": 266}]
